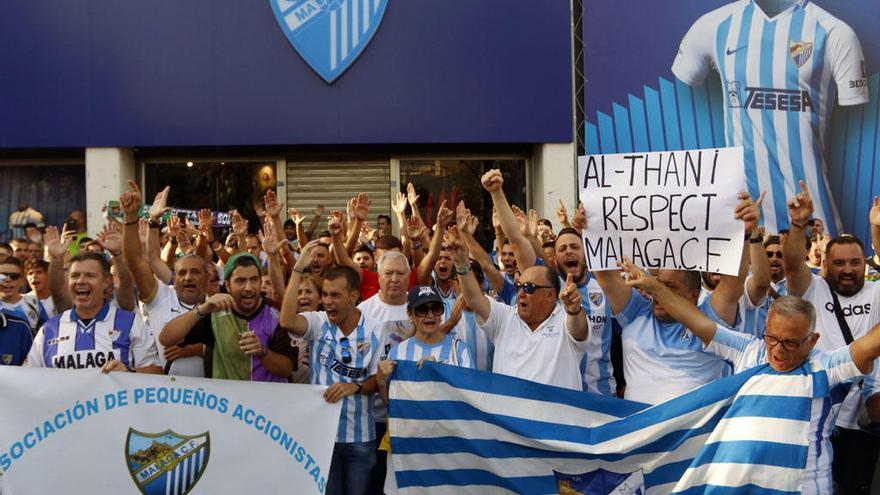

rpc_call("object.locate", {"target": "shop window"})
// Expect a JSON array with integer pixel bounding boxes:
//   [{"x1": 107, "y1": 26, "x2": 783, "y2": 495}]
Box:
[
  {"x1": 399, "y1": 159, "x2": 527, "y2": 252},
  {"x1": 144, "y1": 161, "x2": 276, "y2": 233}
]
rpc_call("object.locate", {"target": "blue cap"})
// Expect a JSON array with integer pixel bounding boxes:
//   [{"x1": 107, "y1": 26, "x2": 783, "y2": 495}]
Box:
[{"x1": 407, "y1": 285, "x2": 443, "y2": 310}]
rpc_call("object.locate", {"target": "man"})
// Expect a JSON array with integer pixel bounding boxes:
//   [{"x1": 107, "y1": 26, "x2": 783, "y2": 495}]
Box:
[
  {"x1": 809, "y1": 218, "x2": 826, "y2": 239},
  {"x1": 376, "y1": 214, "x2": 392, "y2": 237},
  {"x1": 65, "y1": 209, "x2": 88, "y2": 255},
  {"x1": 120, "y1": 181, "x2": 210, "y2": 376},
  {"x1": 352, "y1": 246, "x2": 374, "y2": 271},
  {"x1": 432, "y1": 246, "x2": 457, "y2": 317},
  {"x1": 785, "y1": 182, "x2": 880, "y2": 494},
  {"x1": 621, "y1": 259, "x2": 880, "y2": 495},
  {"x1": 591, "y1": 193, "x2": 759, "y2": 404},
  {"x1": 9, "y1": 239, "x2": 29, "y2": 262},
  {"x1": 9, "y1": 202, "x2": 44, "y2": 240},
  {"x1": 455, "y1": 231, "x2": 589, "y2": 390},
  {"x1": 24, "y1": 252, "x2": 161, "y2": 373},
  {"x1": 553, "y1": 227, "x2": 617, "y2": 396},
  {"x1": 498, "y1": 241, "x2": 517, "y2": 282},
  {"x1": 309, "y1": 242, "x2": 333, "y2": 278},
  {"x1": 25, "y1": 259, "x2": 55, "y2": 320},
  {"x1": 356, "y1": 250, "x2": 413, "y2": 493},
  {"x1": 737, "y1": 234, "x2": 787, "y2": 339},
  {"x1": 281, "y1": 244, "x2": 382, "y2": 495},
  {"x1": 0, "y1": 256, "x2": 45, "y2": 336},
  {"x1": 160, "y1": 252, "x2": 295, "y2": 382}
]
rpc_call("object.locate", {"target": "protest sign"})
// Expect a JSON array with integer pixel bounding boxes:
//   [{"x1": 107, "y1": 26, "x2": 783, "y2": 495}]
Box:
[
  {"x1": 138, "y1": 205, "x2": 233, "y2": 227},
  {"x1": 578, "y1": 147, "x2": 746, "y2": 274},
  {"x1": 0, "y1": 368, "x2": 340, "y2": 494}
]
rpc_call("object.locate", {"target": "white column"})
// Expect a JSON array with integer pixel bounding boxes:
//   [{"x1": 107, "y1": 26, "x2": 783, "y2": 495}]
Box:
[
  {"x1": 532, "y1": 142, "x2": 577, "y2": 225},
  {"x1": 85, "y1": 148, "x2": 135, "y2": 236}
]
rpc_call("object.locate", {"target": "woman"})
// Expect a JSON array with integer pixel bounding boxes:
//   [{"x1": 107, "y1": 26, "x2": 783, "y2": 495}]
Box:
[
  {"x1": 289, "y1": 272, "x2": 321, "y2": 384},
  {"x1": 377, "y1": 285, "x2": 474, "y2": 494}
]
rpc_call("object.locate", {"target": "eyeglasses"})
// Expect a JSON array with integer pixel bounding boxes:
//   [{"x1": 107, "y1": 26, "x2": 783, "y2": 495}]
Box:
[
  {"x1": 765, "y1": 251, "x2": 783, "y2": 259},
  {"x1": 413, "y1": 302, "x2": 445, "y2": 317},
  {"x1": 763, "y1": 332, "x2": 813, "y2": 351},
  {"x1": 0, "y1": 272, "x2": 22, "y2": 281},
  {"x1": 338, "y1": 337, "x2": 352, "y2": 364},
  {"x1": 514, "y1": 282, "x2": 554, "y2": 294}
]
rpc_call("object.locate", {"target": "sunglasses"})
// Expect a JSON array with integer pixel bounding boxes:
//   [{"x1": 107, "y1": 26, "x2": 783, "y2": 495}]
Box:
[
  {"x1": 338, "y1": 337, "x2": 352, "y2": 364},
  {"x1": 514, "y1": 282, "x2": 554, "y2": 294},
  {"x1": 413, "y1": 302, "x2": 445, "y2": 317},
  {"x1": 765, "y1": 251, "x2": 783, "y2": 259},
  {"x1": 0, "y1": 272, "x2": 22, "y2": 281},
  {"x1": 763, "y1": 332, "x2": 812, "y2": 351}
]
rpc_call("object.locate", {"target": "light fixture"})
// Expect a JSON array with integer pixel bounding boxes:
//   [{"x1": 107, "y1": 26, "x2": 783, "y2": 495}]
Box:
[{"x1": 186, "y1": 161, "x2": 194, "y2": 168}]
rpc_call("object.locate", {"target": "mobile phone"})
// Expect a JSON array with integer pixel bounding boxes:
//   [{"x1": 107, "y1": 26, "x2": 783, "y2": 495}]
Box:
[
  {"x1": 105, "y1": 200, "x2": 123, "y2": 219},
  {"x1": 64, "y1": 218, "x2": 78, "y2": 231}
]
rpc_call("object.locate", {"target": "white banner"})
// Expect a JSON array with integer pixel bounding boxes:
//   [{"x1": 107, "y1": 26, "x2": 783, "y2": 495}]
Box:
[
  {"x1": 579, "y1": 147, "x2": 746, "y2": 275},
  {"x1": 0, "y1": 368, "x2": 341, "y2": 494}
]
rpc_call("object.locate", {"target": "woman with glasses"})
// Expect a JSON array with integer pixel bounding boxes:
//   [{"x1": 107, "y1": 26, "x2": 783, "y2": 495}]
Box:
[{"x1": 376, "y1": 285, "x2": 474, "y2": 494}]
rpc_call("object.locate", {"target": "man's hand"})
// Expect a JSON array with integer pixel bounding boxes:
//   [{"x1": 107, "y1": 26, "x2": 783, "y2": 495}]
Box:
[
  {"x1": 481, "y1": 169, "x2": 503, "y2": 193},
  {"x1": 239, "y1": 331, "x2": 265, "y2": 357},
  {"x1": 618, "y1": 257, "x2": 660, "y2": 294},
  {"x1": 377, "y1": 359, "x2": 396, "y2": 386},
  {"x1": 734, "y1": 191, "x2": 763, "y2": 235},
  {"x1": 231, "y1": 210, "x2": 248, "y2": 237},
  {"x1": 391, "y1": 191, "x2": 408, "y2": 216},
  {"x1": 455, "y1": 201, "x2": 478, "y2": 236},
  {"x1": 449, "y1": 233, "x2": 470, "y2": 267},
  {"x1": 295, "y1": 240, "x2": 321, "y2": 272},
  {"x1": 351, "y1": 193, "x2": 371, "y2": 222},
  {"x1": 289, "y1": 208, "x2": 306, "y2": 225},
  {"x1": 263, "y1": 189, "x2": 284, "y2": 219},
  {"x1": 328, "y1": 214, "x2": 345, "y2": 239},
  {"x1": 436, "y1": 200, "x2": 452, "y2": 228},
  {"x1": 101, "y1": 359, "x2": 130, "y2": 373},
  {"x1": 556, "y1": 200, "x2": 570, "y2": 227},
  {"x1": 201, "y1": 293, "x2": 235, "y2": 314},
  {"x1": 259, "y1": 220, "x2": 286, "y2": 255},
  {"x1": 148, "y1": 186, "x2": 171, "y2": 222},
  {"x1": 44, "y1": 225, "x2": 71, "y2": 261},
  {"x1": 416, "y1": 356, "x2": 436, "y2": 369},
  {"x1": 313, "y1": 204, "x2": 325, "y2": 218},
  {"x1": 571, "y1": 202, "x2": 587, "y2": 232},
  {"x1": 870, "y1": 196, "x2": 880, "y2": 227},
  {"x1": 559, "y1": 273, "x2": 583, "y2": 314},
  {"x1": 120, "y1": 180, "x2": 144, "y2": 219},
  {"x1": 164, "y1": 344, "x2": 202, "y2": 362},
  {"x1": 197, "y1": 209, "x2": 214, "y2": 241},
  {"x1": 323, "y1": 382, "x2": 358, "y2": 403},
  {"x1": 406, "y1": 183, "x2": 420, "y2": 208},
  {"x1": 787, "y1": 180, "x2": 813, "y2": 225},
  {"x1": 511, "y1": 205, "x2": 531, "y2": 237},
  {"x1": 97, "y1": 221, "x2": 123, "y2": 256}
]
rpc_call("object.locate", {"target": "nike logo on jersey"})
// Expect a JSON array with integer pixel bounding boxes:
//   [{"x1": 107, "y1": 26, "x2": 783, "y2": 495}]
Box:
[{"x1": 726, "y1": 45, "x2": 748, "y2": 56}]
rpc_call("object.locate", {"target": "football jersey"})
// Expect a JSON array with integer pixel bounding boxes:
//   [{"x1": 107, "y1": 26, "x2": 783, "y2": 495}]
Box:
[
  {"x1": 25, "y1": 302, "x2": 160, "y2": 370},
  {"x1": 739, "y1": 276, "x2": 788, "y2": 338},
  {"x1": 706, "y1": 325, "x2": 863, "y2": 495},
  {"x1": 801, "y1": 273, "x2": 880, "y2": 429},
  {"x1": 449, "y1": 308, "x2": 494, "y2": 372},
  {"x1": 139, "y1": 278, "x2": 204, "y2": 376},
  {"x1": 1, "y1": 294, "x2": 46, "y2": 337},
  {"x1": 576, "y1": 276, "x2": 616, "y2": 396},
  {"x1": 672, "y1": 0, "x2": 869, "y2": 234},
  {"x1": 0, "y1": 310, "x2": 33, "y2": 366},
  {"x1": 298, "y1": 311, "x2": 382, "y2": 443},
  {"x1": 388, "y1": 333, "x2": 474, "y2": 369}
]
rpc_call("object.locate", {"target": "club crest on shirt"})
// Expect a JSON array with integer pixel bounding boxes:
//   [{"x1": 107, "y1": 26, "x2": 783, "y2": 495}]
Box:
[
  {"x1": 588, "y1": 292, "x2": 604, "y2": 307},
  {"x1": 2, "y1": 354, "x2": 12, "y2": 365},
  {"x1": 357, "y1": 341, "x2": 371, "y2": 355},
  {"x1": 125, "y1": 428, "x2": 210, "y2": 495},
  {"x1": 789, "y1": 41, "x2": 813, "y2": 68}
]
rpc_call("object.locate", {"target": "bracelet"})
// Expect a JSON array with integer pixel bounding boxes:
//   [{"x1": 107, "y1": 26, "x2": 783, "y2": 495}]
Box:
[
  {"x1": 148, "y1": 219, "x2": 162, "y2": 229},
  {"x1": 259, "y1": 345, "x2": 268, "y2": 358},
  {"x1": 749, "y1": 234, "x2": 764, "y2": 244},
  {"x1": 210, "y1": 241, "x2": 221, "y2": 250},
  {"x1": 123, "y1": 219, "x2": 139, "y2": 226},
  {"x1": 790, "y1": 220, "x2": 807, "y2": 229},
  {"x1": 565, "y1": 307, "x2": 584, "y2": 316},
  {"x1": 354, "y1": 381, "x2": 363, "y2": 394},
  {"x1": 193, "y1": 304, "x2": 206, "y2": 319},
  {"x1": 292, "y1": 267, "x2": 304, "y2": 275},
  {"x1": 455, "y1": 264, "x2": 471, "y2": 275},
  {"x1": 170, "y1": 237, "x2": 178, "y2": 244}
]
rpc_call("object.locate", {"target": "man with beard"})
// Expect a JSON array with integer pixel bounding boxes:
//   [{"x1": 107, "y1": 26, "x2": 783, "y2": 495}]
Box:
[
  {"x1": 160, "y1": 252, "x2": 295, "y2": 382},
  {"x1": 281, "y1": 244, "x2": 382, "y2": 495},
  {"x1": 554, "y1": 227, "x2": 616, "y2": 396},
  {"x1": 785, "y1": 182, "x2": 880, "y2": 494},
  {"x1": 120, "y1": 181, "x2": 211, "y2": 376}
]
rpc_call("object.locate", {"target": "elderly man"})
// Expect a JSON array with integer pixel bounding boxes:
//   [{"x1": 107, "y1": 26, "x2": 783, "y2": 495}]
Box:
[
  {"x1": 454, "y1": 233, "x2": 588, "y2": 390},
  {"x1": 785, "y1": 182, "x2": 880, "y2": 493},
  {"x1": 621, "y1": 258, "x2": 880, "y2": 495},
  {"x1": 24, "y1": 252, "x2": 161, "y2": 373}
]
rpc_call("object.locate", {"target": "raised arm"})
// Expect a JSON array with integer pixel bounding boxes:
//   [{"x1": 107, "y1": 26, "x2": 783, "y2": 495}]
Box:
[
  {"x1": 620, "y1": 258, "x2": 717, "y2": 345},
  {"x1": 329, "y1": 215, "x2": 359, "y2": 272},
  {"x1": 44, "y1": 225, "x2": 72, "y2": 313},
  {"x1": 746, "y1": 226, "x2": 771, "y2": 305},
  {"x1": 279, "y1": 242, "x2": 319, "y2": 336},
  {"x1": 456, "y1": 202, "x2": 504, "y2": 293},
  {"x1": 305, "y1": 205, "x2": 324, "y2": 240},
  {"x1": 97, "y1": 221, "x2": 135, "y2": 311},
  {"x1": 451, "y1": 232, "x2": 490, "y2": 320},
  {"x1": 416, "y1": 201, "x2": 452, "y2": 284},
  {"x1": 710, "y1": 192, "x2": 760, "y2": 326},
  {"x1": 782, "y1": 180, "x2": 814, "y2": 297},
  {"x1": 346, "y1": 193, "x2": 371, "y2": 255},
  {"x1": 482, "y1": 170, "x2": 536, "y2": 272},
  {"x1": 120, "y1": 181, "x2": 161, "y2": 303},
  {"x1": 851, "y1": 321, "x2": 880, "y2": 373},
  {"x1": 144, "y1": 219, "x2": 173, "y2": 284},
  {"x1": 260, "y1": 220, "x2": 288, "y2": 304},
  {"x1": 870, "y1": 197, "x2": 880, "y2": 264},
  {"x1": 560, "y1": 273, "x2": 588, "y2": 341}
]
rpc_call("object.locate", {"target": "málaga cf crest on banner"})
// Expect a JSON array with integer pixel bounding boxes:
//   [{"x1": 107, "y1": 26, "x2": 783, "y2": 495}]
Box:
[
  {"x1": 269, "y1": 0, "x2": 389, "y2": 83},
  {"x1": 125, "y1": 429, "x2": 210, "y2": 495}
]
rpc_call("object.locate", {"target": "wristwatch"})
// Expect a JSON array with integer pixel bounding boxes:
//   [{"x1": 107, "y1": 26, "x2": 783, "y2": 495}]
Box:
[{"x1": 354, "y1": 381, "x2": 363, "y2": 394}]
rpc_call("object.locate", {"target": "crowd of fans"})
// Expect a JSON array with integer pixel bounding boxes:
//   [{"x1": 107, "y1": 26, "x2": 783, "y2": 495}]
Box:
[{"x1": 3, "y1": 172, "x2": 880, "y2": 494}]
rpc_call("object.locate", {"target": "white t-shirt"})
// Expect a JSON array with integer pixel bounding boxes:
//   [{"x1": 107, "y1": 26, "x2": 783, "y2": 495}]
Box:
[
  {"x1": 357, "y1": 294, "x2": 414, "y2": 422},
  {"x1": 802, "y1": 274, "x2": 880, "y2": 429},
  {"x1": 478, "y1": 298, "x2": 588, "y2": 391},
  {"x1": 26, "y1": 291, "x2": 56, "y2": 321},
  {"x1": 139, "y1": 277, "x2": 205, "y2": 377}
]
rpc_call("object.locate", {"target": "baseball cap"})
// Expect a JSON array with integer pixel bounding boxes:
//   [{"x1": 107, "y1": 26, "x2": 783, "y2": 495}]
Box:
[
  {"x1": 223, "y1": 252, "x2": 261, "y2": 281},
  {"x1": 407, "y1": 285, "x2": 443, "y2": 310}
]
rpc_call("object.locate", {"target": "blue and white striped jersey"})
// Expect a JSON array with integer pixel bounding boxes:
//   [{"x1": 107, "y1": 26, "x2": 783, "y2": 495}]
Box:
[
  {"x1": 300, "y1": 311, "x2": 382, "y2": 444},
  {"x1": 24, "y1": 302, "x2": 159, "y2": 370},
  {"x1": 388, "y1": 333, "x2": 474, "y2": 369},
  {"x1": 1, "y1": 294, "x2": 46, "y2": 337},
  {"x1": 706, "y1": 325, "x2": 863, "y2": 495},
  {"x1": 449, "y1": 309, "x2": 494, "y2": 372},
  {"x1": 673, "y1": 0, "x2": 868, "y2": 234},
  {"x1": 577, "y1": 276, "x2": 616, "y2": 396},
  {"x1": 739, "y1": 276, "x2": 788, "y2": 338}
]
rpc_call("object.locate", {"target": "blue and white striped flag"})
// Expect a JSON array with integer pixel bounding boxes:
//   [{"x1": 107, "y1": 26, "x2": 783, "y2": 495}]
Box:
[{"x1": 388, "y1": 362, "x2": 813, "y2": 494}]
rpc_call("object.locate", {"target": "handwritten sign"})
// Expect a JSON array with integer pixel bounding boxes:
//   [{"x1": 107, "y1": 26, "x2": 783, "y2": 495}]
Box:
[{"x1": 578, "y1": 147, "x2": 746, "y2": 275}]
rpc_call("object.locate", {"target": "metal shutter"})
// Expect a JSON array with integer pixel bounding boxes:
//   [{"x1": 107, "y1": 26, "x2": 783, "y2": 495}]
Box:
[{"x1": 285, "y1": 162, "x2": 391, "y2": 233}]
